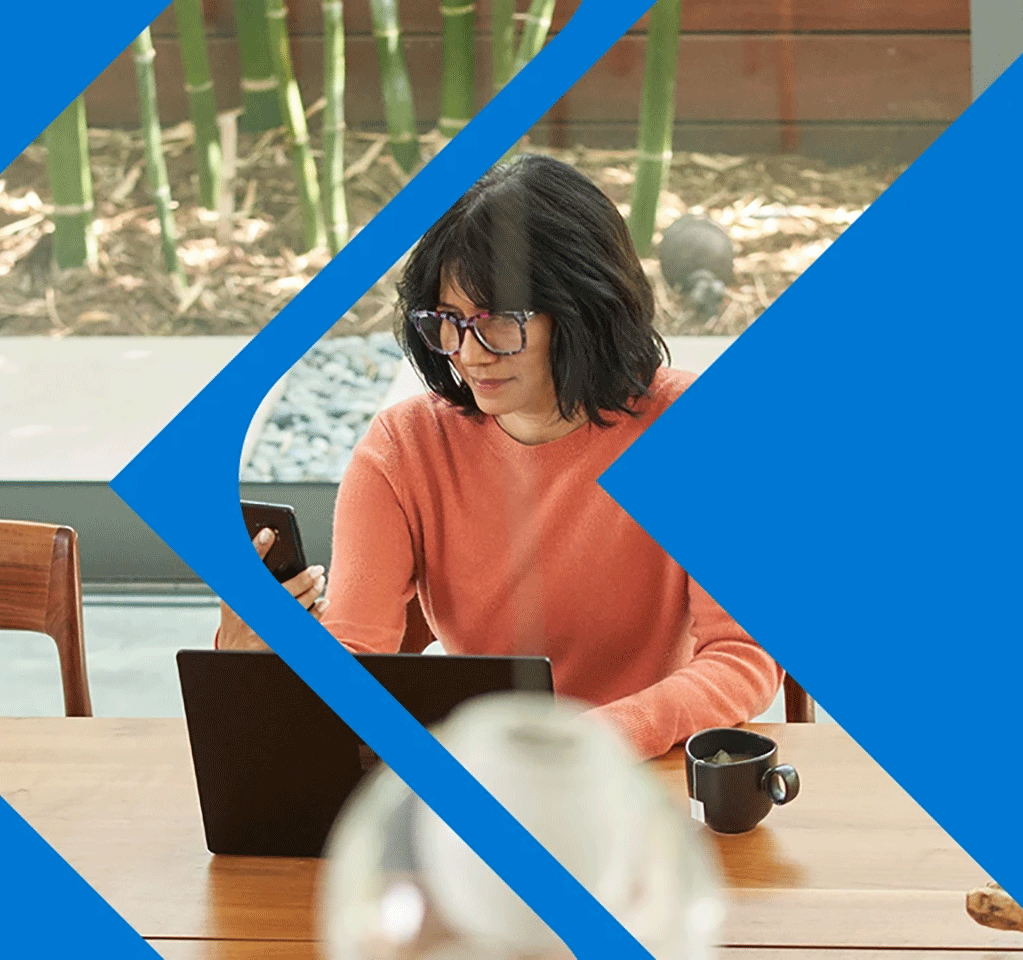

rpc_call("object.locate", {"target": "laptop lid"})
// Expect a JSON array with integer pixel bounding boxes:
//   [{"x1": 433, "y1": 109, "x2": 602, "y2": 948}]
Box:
[{"x1": 175, "y1": 649, "x2": 554, "y2": 857}]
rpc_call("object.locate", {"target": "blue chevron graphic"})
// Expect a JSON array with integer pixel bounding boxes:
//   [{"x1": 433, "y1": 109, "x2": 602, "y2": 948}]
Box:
[
  {"x1": 602, "y1": 50, "x2": 1023, "y2": 906},
  {"x1": 101, "y1": 2, "x2": 663, "y2": 957}
]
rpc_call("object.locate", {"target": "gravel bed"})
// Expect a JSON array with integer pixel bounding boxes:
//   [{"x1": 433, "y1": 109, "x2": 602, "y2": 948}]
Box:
[{"x1": 241, "y1": 332, "x2": 403, "y2": 482}]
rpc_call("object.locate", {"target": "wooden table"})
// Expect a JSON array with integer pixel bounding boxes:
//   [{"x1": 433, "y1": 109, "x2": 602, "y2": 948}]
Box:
[{"x1": 1, "y1": 720, "x2": 1018, "y2": 959}]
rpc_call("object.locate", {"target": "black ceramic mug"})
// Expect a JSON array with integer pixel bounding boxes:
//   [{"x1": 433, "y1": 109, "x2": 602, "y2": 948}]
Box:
[{"x1": 684, "y1": 728, "x2": 800, "y2": 834}]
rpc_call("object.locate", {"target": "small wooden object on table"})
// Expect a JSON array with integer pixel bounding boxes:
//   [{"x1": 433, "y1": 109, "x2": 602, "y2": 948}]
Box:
[{"x1": 967, "y1": 882, "x2": 1023, "y2": 932}]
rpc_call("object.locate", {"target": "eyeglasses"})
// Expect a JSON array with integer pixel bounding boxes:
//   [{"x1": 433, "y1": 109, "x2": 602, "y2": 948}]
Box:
[{"x1": 410, "y1": 309, "x2": 537, "y2": 357}]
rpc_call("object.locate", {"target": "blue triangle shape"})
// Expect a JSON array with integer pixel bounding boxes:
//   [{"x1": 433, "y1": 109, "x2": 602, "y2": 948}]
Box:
[
  {"x1": 602, "y1": 51, "x2": 1023, "y2": 903},
  {"x1": 2, "y1": 1, "x2": 171, "y2": 173},
  {"x1": 0, "y1": 799, "x2": 161, "y2": 957}
]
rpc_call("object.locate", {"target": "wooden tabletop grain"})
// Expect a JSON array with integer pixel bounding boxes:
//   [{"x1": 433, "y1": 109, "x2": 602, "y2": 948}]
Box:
[
  {"x1": 1, "y1": 719, "x2": 1016, "y2": 952},
  {"x1": 146, "y1": 945, "x2": 1023, "y2": 960}
]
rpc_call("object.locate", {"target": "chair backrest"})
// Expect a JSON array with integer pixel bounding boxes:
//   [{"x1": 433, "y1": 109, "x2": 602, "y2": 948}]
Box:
[
  {"x1": 0, "y1": 520, "x2": 93, "y2": 716},
  {"x1": 399, "y1": 593, "x2": 434, "y2": 654},
  {"x1": 783, "y1": 673, "x2": 816, "y2": 722}
]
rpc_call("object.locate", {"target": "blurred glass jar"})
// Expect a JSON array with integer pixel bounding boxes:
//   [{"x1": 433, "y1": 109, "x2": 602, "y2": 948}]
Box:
[{"x1": 319, "y1": 693, "x2": 724, "y2": 960}]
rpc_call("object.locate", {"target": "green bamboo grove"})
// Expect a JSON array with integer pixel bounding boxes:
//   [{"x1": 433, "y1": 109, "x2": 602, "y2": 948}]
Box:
[{"x1": 41, "y1": 0, "x2": 703, "y2": 282}]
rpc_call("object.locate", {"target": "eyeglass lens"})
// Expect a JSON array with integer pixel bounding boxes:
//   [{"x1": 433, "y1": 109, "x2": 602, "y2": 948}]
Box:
[{"x1": 419, "y1": 313, "x2": 525, "y2": 354}]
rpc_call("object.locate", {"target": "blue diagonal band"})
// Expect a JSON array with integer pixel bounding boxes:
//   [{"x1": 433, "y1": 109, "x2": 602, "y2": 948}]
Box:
[{"x1": 111, "y1": 2, "x2": 661, "y2": 957}]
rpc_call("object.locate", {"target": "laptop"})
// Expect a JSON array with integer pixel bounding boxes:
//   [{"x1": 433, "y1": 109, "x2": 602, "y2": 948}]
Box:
[{"x1": 176, "y1": 649, "x2": 554, "y2": 857}]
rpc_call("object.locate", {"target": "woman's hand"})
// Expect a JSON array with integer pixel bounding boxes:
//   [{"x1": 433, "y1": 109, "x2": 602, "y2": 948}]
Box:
[{"x1": 215, "y1": 528, "x2": 330, "y2": 651}]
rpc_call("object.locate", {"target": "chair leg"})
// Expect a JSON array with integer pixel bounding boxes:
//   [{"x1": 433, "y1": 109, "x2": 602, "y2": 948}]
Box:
[
  {"x1": 47, "y1": 528, "x2": 93, "y2": 717},
  {"x1": 783, "y1": 673, "x2": 815, "y2": 723}
]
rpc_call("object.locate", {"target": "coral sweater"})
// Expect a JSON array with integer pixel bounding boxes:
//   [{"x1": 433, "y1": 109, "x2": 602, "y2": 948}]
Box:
[{"x1": 319, "y1": 366, "x2": 782, "y2": 759}]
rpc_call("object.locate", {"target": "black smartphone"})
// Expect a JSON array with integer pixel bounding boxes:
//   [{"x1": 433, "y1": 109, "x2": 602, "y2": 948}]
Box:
[{"x1": 240, "y1": 500, "x2": 308, "y2": 583}]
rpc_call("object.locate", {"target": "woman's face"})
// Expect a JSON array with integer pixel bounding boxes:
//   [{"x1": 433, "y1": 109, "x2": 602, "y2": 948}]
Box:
[{"x1": 439, "y1": 276, "x2": 561, "y2": 427}]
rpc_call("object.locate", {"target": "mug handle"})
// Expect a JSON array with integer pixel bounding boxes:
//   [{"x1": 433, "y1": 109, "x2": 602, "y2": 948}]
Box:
[
  {"x1": 762, "y1": 764, "x2": 800, "y2": 804},
  {"x1": 691, "y1": 758, "x2": 709, "y2": 800}
]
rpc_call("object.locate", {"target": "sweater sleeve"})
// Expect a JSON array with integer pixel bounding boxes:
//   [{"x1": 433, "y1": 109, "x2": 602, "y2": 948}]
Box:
[
  {"x1": 594, "y1": 577, "x2": 784, "y2": 760},
  {"x1": 318, "y1": 416, "x2": 419, "y2": 653}
]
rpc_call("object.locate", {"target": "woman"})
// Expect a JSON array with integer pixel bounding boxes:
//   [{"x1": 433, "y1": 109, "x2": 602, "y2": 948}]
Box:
[{"x1": 218, "y1": 154, "x2": 782, "y2": 759}]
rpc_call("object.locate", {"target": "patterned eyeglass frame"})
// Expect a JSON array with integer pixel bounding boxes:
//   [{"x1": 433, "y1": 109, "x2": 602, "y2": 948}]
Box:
[{"x1": 410, "y1": 309, "x2": 537, "y2": 356}]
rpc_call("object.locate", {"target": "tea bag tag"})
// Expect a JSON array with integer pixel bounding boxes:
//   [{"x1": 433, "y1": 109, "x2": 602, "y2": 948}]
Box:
[{"x1": 689, "y1": 797, "x2": 706, "y2": 823}]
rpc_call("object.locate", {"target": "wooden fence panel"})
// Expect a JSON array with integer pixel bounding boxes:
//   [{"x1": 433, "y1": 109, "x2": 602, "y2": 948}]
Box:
[
  {"x1": 84, "y1": 35, "x2": 969, "y2": 125},
  {"x1": 95, "y1": 0, "x2": 971, "y2": 160},
  {"x1": 149, "y1": 0, "x2": 969, "y2": 39}
]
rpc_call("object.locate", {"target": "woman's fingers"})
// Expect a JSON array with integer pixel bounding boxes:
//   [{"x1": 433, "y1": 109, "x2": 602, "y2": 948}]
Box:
[
  {"x1": 294, "y1": 577, "x2": 326, "y2": 610},
  {"x1": 285, "y1": 564, "x2": 325, "y2": 600},
  {"x1": 217, "y1": 600, "x2": 270, "y2": 650},
  {"x1": 311, "y1": 597, "x2": 331, "y2": 621},
  {"x1": 219, "y1": 538, "x2": 325, "y2": 648},
  {"x1": 252, "y1": 527, "x2": 276, "y2": 559},
  {"x1": 290, "y1": 563, "x2": 327, "y2": 611}
]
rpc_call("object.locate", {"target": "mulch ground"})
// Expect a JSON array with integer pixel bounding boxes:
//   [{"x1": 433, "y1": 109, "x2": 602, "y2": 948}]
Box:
[{"x1": 0, "y1": 119, "x2": 907, "y2": 339}]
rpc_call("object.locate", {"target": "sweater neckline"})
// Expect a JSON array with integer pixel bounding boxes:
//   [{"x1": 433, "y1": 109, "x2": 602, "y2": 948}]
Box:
[
  {"x1": 481, "y1": 410, "x2": 601, "y2": 460},
  {"x1": 478, "y1": 369, "x2": 668, "y2": 460}
]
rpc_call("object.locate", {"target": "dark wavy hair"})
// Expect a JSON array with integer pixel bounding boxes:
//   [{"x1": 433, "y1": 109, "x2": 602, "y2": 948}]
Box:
[{"x1": 394, "y1": 154, "x2": 669, "y2": 427}]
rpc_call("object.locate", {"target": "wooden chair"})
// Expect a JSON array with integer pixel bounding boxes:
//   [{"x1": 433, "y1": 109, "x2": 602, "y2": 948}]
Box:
[
  {"x1": 402, "y1": 594, "x2": 819, "y2": 723},
  {"x1": 0, "y1": 520, "x2": 93, "y2": 716},
  {"x1": 399, "y1": 593, "x2": 434, "y2": 654},
  {"x1": 783, "y1": 673, "x2": 816, "y2": 723}
]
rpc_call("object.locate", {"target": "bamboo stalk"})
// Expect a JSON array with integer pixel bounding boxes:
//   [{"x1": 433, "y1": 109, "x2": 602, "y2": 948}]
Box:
[
  {"x1": 439, "y1": 0, "x2": 475, "y2": 138},
  {"x1": 499, "y1": 0, "x2": 555, "y2": 161},
  {"x1": 511, "y1": 0, "x2": 556, "y2": 75},
  {"x1": 232, "y1": 0, "x2": 283, "y2": 131},
  {"x1": 216, "y1": 110, "x2": 241, "y2": 244},
  {"x1": 368, "y1": 0, "x2": 421, "y2": 173},
  {"x1": 265, "y1": 0, "x2": 326, "y2": 251},
  {"x1": 42, "y1": 96, "x2": 96, "y2": 269},
  {"x1": 132, "y1": 28, "x2": 186, "y2": 285},
  {"x1": 173, "y1": 0, "x2": 222, "y2": 209},
  {"x1": 627, "y1": 0, "x2": 683, "y2": 256},
  {"x1": 491, "y1": 0, "x2": 516, "y2": 94},
  {"x1": 322, "y1": 0, "x2": 349, "y2": 254}
]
